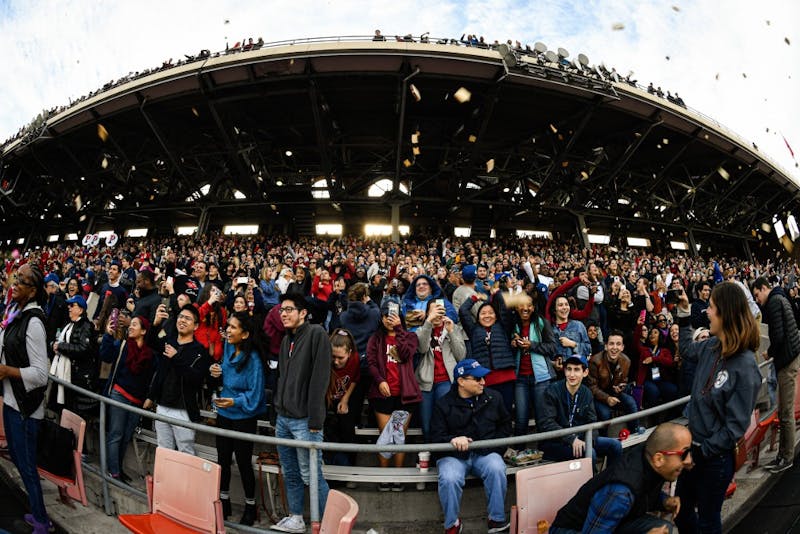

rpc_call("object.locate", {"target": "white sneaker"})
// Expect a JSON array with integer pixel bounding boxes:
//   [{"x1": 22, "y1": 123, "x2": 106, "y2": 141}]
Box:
[{"x1": 272, "y1": 515, "x2": 306, "y2": 533}]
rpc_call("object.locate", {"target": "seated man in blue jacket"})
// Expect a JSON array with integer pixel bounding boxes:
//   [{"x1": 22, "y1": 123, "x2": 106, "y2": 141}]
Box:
[
  {"x1": 537, "y1": 354, "x2": 622, "y2": 468},
  {"x1": 430, "y1": 359, "x2": 511, "y2": 534}
]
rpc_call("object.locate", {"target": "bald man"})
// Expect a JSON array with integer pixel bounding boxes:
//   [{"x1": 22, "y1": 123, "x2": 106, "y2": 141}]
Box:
[{"x1": 551, "y1": 422, "x2": 692, "y2": 534}]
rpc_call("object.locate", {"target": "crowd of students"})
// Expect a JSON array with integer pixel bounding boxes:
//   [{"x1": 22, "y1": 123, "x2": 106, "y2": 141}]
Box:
[{"x1": 0, "y1": 232, "x2": 792, "y2": 532}]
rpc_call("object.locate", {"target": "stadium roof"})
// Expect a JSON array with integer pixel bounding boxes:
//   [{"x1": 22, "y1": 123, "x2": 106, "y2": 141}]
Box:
[{"x1": 1, "y1": 37, "x2": 797, "y2": 250}]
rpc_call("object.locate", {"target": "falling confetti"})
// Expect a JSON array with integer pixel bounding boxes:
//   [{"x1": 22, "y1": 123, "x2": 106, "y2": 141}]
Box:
[
  {"x1": 101, "y1": 156, "x2": 108, "y2": 169},
  {"x1": 453, "y1": 87, "x2": 471, "y2": 103},
  {"x1": 468, "y1": 134, "x2": 477, "y2": 143},
  {"x1": 97, "y1": 124, "x2": 109, "y2": 142},
  {"x1": 412, "y1": 146, "x2": 420, "y2": 156},
  {"x1": 411, "y1": 132, "x2": 419, "y2": 144},
  {"x1": 580, "y1": 171, "x2": 590, "y2": 180},
  {"x1": 486, "y1": 159, "x2": 495, "y2": 173},
  {"x1": 715, "y1": 73, "x2": 719, "y2": 80},
  {"x1": 717, "y1": 166, "x2": 730, "y2": 180},
  {"x1": 612, "y1": 22, "x2": 625, "y2": 31},
  {"x1": 549, "y1": 124, "x2": 558, "y2": 134},
  {"x1": 403, "y1": 159, "x2": 413, "y2": 168},
  {"x1": 665, "y1": 56, "x2": 670, "y2": 60},
  {"x1": 191, "y1": 107, "x2": 199, "y2": 117},
  {"x1": 742, "y1": 73, "x2": 747, "y2": 78},
  {"x1": 786, "y1": 37, "x2": 791, "y2": 45},
  {"x1": 672, "y1": 5, "x2": 680, "y2": 11},
  {"x1": 409, "y1": 84, "x2": 421, "y2": 102}
]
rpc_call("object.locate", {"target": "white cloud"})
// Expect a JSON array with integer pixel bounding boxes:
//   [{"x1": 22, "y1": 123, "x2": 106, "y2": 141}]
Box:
[{"x1": 1, "y1": 0, "x2": 797, "y2": 180}]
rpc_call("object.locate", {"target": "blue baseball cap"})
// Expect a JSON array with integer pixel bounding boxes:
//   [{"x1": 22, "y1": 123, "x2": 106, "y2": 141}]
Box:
[
  {"x1": 44, "y1": 273, "x2": 60, "y2": 286},
  {"x1": 564, "y1": 354, "x2": 589, "y2": 368},
  {"x1": 65, "y1": 295, "x2": 87, "y2": 309},
  {"x1": 454, "y1": 358, "x2": 490, "y2": 379},
  {"x1": 461, "y1": 265, "x2": 477, "y2": 282}
]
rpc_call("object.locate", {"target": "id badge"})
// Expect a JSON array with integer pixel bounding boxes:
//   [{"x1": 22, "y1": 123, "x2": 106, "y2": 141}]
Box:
[{"x1": 651, "y1": 366, "x2": 661, "y2": 380}]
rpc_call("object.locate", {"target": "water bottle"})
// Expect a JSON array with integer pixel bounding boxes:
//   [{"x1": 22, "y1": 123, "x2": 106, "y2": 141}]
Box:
[{"x1": 211, "y1": 390, "x2": 219, "y2": 413}]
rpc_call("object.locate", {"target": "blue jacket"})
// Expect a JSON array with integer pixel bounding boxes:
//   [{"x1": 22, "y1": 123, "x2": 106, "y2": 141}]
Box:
[
  {"x1": 259, "y1": 279, "x2": 280, "y2": 307},
  {"x1": 551, "y1": 320, "x2": 592, "y2": 360},
  {"x1": 216, "y1": 341, "x2": 267, "y2": 420},
  {"x1": 401, "y1": 275, "x2": 458, "y2": 330},
  {"x1": 459, "y1": 298, "x2": 515, "y2": 371}
]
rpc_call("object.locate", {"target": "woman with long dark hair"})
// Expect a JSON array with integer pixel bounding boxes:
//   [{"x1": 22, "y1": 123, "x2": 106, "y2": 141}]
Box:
[
  {"x1": 633, "y1": 318, "x2": 678, "y2": 408},
  {"x1": 0, "y1": 264, "x2": 52, "y2": 533},
  {"x1": 674, "y1": 283, "x2": 761, "y2": 534},
  {"x1": 209, "y1": 311, "x2": 266, "y2": 526},
  {"x1": 511, "y1": 292, "x2": 559, "y2": 435}
]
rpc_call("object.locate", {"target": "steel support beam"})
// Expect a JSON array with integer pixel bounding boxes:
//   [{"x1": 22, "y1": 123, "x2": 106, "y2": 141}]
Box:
[{"x1": 538, "y1": 99, "x2": 600, "y2": 190}]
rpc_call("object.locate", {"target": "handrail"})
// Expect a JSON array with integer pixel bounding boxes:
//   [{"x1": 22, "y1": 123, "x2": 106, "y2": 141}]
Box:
[{"x1": 45, "y1": 364, "x2": 769, "y2": 531}]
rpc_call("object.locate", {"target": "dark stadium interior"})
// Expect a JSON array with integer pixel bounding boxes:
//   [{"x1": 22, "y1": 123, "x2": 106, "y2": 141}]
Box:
[{"x1": 1, "y1": 41, "x2": 797, "y2": 257}]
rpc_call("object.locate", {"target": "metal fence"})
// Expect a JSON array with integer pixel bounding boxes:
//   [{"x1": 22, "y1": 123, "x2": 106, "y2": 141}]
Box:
[{"x1": 42, "y1": 374, "x2": 702, "y2": 533}]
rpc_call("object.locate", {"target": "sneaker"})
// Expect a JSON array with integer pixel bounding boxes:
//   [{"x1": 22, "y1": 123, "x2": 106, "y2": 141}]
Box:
[
  {"x1": 445, "y1": 518, "x2": 463, "y2": 534},
  {"x1": 391, "y1": 482, "x2": 404, "y2": 492},
  {"x1": 765, "y1": 457, "x2": 793, "y2": 473},
  {"x1": 24, "y1": 514, "x2": 54, "y2": 533},
  {"x1": 272, "y1": 514, "x2": 306, "y2": 533},
  {"x1": 378, "y1": 482, "x2": 392, "y2": 492},
  {"x1": 488, "y1": 518, "x2": 511, "y2": 533}
]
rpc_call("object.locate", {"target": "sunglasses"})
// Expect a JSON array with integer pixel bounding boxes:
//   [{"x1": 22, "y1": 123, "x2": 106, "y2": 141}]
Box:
[{"x1": 657, "y1": 447, "x2": 691, "y2": 461}]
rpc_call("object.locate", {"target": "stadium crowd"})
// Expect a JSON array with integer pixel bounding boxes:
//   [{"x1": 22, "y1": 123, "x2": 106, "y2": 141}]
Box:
[{"x1": 0, "y1": 232, "x2": 792, "y2": 532}]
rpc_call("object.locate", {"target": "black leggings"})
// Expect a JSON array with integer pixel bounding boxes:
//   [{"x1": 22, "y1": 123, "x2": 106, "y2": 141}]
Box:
[{"x1": 216, "y1": 415, "x2": 258, "y2": 498}]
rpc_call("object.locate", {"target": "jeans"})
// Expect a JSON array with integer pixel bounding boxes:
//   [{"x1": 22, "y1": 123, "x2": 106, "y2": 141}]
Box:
[
  {"x1": 276, "y1": 415, "x2": 329, "y2": 516},
  {"x1": 777, "y1": 355, "x2": 800, "y2": 462},
  {"x1": 551, "y1": 514, "x2": 675, "y2": 534},
  {"x1": 541, "y1": 435, "x2": 622, "y2": 468},
  {"x1": 675, "y1": 447, "x2": 734, "y2": 534},
  {"x1": 594, "y1": 393, "x2": 639, "y2": 431},
  {"x1": 437, "y1": 452, "x2": 507, "y2": 529},
  {"x1": 490, "y1": 380, "x2": 515, "y2": 416},
  {"x1": 106, "y1": 390, "x2": 142, "y2": 476},
  {"x1": 513, "y1": 376, "x2": 550, "y2": 435},
  {"x1": 3, "y1": 404, "x2": 48, "y2": 524},
  {"x1": 643, "y1": 379, "x2": 678, "y2": 408},
  {"x1": 420, "y1": 381, "x2": 452, "y2": 440},
  {"x1": 154, "y1": 405, "x2": 195, "y2": 454},
  {"x1": 216, "y1": 415, "x2": 257, "y2": 498}
]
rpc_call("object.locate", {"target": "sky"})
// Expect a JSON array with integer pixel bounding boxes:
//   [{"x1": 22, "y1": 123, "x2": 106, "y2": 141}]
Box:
[{"x1": 0, "y1": 0, "x2": 798, "y2": 181}]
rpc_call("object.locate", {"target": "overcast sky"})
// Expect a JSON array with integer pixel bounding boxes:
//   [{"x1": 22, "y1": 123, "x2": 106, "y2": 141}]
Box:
[{"x1": 1, "y1": 0, "x2": 797, "y2": 181}]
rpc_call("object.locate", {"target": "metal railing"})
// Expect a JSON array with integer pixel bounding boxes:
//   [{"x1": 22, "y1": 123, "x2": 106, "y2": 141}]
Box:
[{"x1": 42, "y1": 373, "x2": 702, "y2": 533}]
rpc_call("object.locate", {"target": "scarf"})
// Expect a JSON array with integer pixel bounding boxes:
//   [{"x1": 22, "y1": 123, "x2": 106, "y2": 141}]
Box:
[{"x1": 125, "y1": 338, "x2": 153, "y2": 374}]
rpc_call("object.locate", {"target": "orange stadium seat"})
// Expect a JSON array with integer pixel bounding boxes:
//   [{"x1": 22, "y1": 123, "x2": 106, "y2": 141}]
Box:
[
  {"x1": 509, "y1": 458, "x2": 593, "y2": 534},
  {"x1": 118, "y1": 446, "x2": 224, "y2": 534},
  {"x1": 319, "y1": 489, "x2": 359, "y2": 533},
  {"x1": 38, "y1": 409, "x2": 88, "y2": 506}
]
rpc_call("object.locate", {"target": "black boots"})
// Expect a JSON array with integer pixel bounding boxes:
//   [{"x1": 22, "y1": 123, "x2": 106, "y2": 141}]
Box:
[
  {"x1": 240, "y1": 503, "x2": 257, "y2": 526},
  {"x1": 221, "y1": 497, "x2": 231, "y2": 519}
]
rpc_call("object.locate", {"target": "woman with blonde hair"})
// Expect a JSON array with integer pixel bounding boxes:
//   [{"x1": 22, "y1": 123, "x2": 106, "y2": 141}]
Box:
[{"x1": 674, "y1": 282, "x2": 761, "y2": 534}]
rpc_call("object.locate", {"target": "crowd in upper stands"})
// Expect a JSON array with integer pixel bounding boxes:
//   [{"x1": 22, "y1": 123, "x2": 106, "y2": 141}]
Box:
[{"x1": 2, "y1": 32, "x2": 675, "y2": 150}]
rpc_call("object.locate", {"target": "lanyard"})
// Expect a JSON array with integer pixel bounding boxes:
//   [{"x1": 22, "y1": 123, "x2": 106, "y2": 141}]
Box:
[{"x1": 566, "y1": 389, "x2": 580, "y2": 427}]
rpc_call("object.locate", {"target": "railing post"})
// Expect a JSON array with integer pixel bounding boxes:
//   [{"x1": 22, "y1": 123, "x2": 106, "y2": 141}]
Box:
[
  {"x1": 99, "y1": 400, "x2": 113, "y2": 515},
  {"x1": 584, "y1": 429, "x2": 593, "y2": 460},
  {"x1": 309, "y1": 442, "x2": 321, "y2": 532}
]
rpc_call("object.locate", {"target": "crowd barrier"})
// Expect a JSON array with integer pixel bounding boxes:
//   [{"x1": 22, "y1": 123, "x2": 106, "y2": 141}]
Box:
[{"x1": 43, "y1": 367, "x2": 773, "y2": 533}]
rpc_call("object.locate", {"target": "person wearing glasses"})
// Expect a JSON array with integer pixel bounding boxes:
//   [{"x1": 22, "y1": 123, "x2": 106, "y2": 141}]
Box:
[
  {"x1": 0, "y1": 264, "x2": 53, "y2": 533},
  {"x1": 429, "y1": 358, "x2": 512, "y2": 534},
  {"x1": 143, "y1": 303, "x2": 209, "y2": 455},
  {"x1": 673, "y1": 283, "x2": 761, "y2": 534},
  {"x1": 551, "y1": 422, "x2": 691, "y2": 534},
  {"x1": 271, "y1": 292, "x2": 331, "y2": 534}
]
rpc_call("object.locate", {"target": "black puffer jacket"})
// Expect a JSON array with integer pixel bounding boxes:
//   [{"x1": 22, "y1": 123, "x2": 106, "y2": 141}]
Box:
[
  {"x1": 56, "y1": 316, "x2": 98, "y2": 391},
  {"x1": 429, "y1": 386, "x2": 511, "y2": 459},
  {"x1": 763, "y1": 287, "x2": 800, "y2": 371}
]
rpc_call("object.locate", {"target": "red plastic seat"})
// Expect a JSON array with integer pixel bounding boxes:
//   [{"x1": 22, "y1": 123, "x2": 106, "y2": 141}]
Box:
[
  {"x1": 118, "y1": 446, "x2": 224, "y2": 534},
  {"x1": 319, "y1": 489, "x2": 359, "y2": 533},
  {"x1": 509, "y1": 458, "x2": 593, "y2": 534},
  {"x1": 38, "y1": 409, "x2": 88, "y2": 506}
]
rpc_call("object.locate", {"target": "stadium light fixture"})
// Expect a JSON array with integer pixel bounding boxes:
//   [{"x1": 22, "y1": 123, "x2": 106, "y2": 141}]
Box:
[
  {"x1": 517, "y1": 230, "x2": 553, "y2": 239},
  {"x1": 588, "y1": 234, "x2": 610, "y2": 245},
  {"x1": 47, "y1": 234, "x2": 59, "y2": 242},
  {"x1": 670, "y1": 241, "x2": 689, "y2": 250},
  {"x1": 627, "y1": 237, "x2": 650, "y2": 247},
  {"x1": 223, "y1": 225, "x2": 259, "y2": 235},
  {"x1": 454, "y1": 227, "x2": 471, "y2": 237},
  {"x1": 177, "y1": 226, "x2": 198, "y2": 236},
  {"x1": 125, "y1": 228, "x2": 148, "y2": 237},
  {"x1": 316, "y1": 224, "x2": 342, "y2": 236}
]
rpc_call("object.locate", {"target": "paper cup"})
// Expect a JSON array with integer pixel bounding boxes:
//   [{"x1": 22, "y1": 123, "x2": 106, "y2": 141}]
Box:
[{"x1": 418, "y1": 451, "x2": 430, "y2": 472}]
